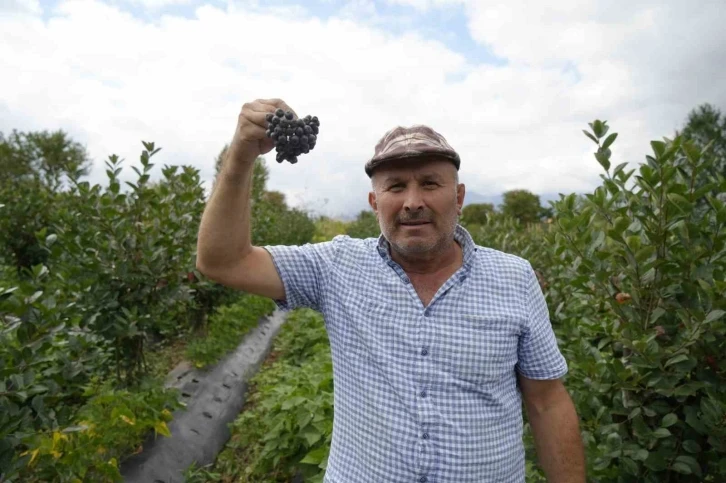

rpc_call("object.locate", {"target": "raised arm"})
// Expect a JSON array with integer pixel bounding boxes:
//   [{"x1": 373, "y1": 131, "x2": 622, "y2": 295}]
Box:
[{"x1": 196, "y1": 99, "x2": 295, "y2": 300}]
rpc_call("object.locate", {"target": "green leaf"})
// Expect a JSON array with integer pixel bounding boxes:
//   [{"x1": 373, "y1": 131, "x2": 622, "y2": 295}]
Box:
[
  {"x1": 300, "y1": 446, "x2": 328, "y2": 465},
  {"x1": 583, "y1": 130, "x2": 599, "y2": 144},
  {"x1": 705, "y1": 310, "x2": 725, "y2": 324},
  {"x1": 613, "y1": 162, "x2": 629, "y2": 176},
  {"x1": 672, "y1": 462, "x2": 692, "y2": 475},
  {"x1": 681, "y1": 440, "x2": 701, "y2": 453},
  {"x1": 26, "y1": 290, "x2": 43, "y2": 304},
  {"x1": 620, "y1": 457, "x2": 639, "y2": 476},
  {"x1": 674, "y1": 382, "x2": 706, "y2": 397},
  {"x1": 652, "y1": 428, "x2": 671, "y2": 439},
  {"x1": 593, "y1": 457, "x2": 612, "y2": 471},
  {"x1": 649, "y1": 307, "x2": 666, "y2": 325},
  {"x1": 602, "y1": 133, "x2": 618, "y2": 150},
  {"x1": 665, "y1": 354, "x2": 689, "y2": 367},
  {"x1": 701, "y1": 397, "x2": 724, "y2": 425},
  {"x1": 661, "y1": 413, "x2": 677, "y2": 427},
  {"x1": 685, "y1": 406, "x2": 708, "y2": 434},
  {"x1": 675, "y1": 455, "x2": 701, "y2": 476},
  {"x1": 595, "y1": 150, "x2": 611, "y2": 171},
  {"x1": 651, "y1": 140, "x2": 666, "y2": 158},
  {"x1": 644, "y1": 451, "x2": 667, "y2": 471},
  {"x1": 281, "y1": 396, "x2": 306, "y2": 411},
  {"x1": 667, "y1": 193, "x2": 693, "y2": 213},
  {"x1": 606, "y1": 432, "x2": 622, "y2": 449},
  {"x1": 632, "y1": 449, "x2": 649, "y2": 462},
  {"x1": 589, "y1": 120, "x2": 609, "y2": 139},
  {"x1": 301, "y1": 427, "x2": 322, "y2": 447}
]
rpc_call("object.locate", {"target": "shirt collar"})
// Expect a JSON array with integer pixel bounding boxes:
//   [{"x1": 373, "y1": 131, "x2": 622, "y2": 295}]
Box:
[{"x1": 376, "y1": 223, "x2": 477, "y2": 268}]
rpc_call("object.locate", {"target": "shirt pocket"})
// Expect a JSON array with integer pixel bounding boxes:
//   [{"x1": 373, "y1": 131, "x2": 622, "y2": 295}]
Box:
[
  {"x1": 339, "y1": 292, "x2": 391, "y2": 361},
  {"x1": 445, "y1": 314, "x2": 521, "y2": 386}
]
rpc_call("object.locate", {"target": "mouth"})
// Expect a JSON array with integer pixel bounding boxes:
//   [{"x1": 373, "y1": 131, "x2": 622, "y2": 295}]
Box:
[{"x1": 399, "y1": 221, "x2": 431, "y2": 227}]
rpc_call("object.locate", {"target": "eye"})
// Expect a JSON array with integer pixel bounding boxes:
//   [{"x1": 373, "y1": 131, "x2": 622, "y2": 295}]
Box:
[
  {"x1": 423, "y1": 181, "x2": 438, "y2": 188},
  {"x1": 389, "y1": 183, "x2": 405, "y2": 192}
]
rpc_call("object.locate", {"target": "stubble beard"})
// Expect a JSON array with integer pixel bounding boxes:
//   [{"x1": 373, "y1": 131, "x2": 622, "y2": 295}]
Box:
[{"x1": 380, "y1": 211, "x2": 458, "y2": 259}]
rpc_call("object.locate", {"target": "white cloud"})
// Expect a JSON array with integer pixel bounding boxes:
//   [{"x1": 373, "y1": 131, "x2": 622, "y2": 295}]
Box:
[
  {"x1": 0, "y1": 0, "x2": 42, "y2": 15},
  {"x1": 383, "y1": 0, "x2": 460, "y2": 12},
  {"x1": 122, "y1": 0, "x2": 193, "y2": 8},
  {"x1": 1, "y1": 0, "x2": 724, "y2": 219}
]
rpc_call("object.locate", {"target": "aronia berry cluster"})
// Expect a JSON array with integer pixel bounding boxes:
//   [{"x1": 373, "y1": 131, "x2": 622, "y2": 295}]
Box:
[{"x1": 266, "y1": 109, "x2": 320, "y2": 164}]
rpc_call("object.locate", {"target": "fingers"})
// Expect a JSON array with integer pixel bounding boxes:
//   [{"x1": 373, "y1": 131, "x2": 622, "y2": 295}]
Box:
[
  {"x1": 234, "y1": 98, "x2": 296, "y2": 148},
  {"x1": 241, "y1": 105, "x2": 270, "y2": 130},
  {"x1": 257, "y1": 98, "x2": 297, "y2": 119},
  {"x1": 241, "y1": 99, "x2": 296, "y2": 128}
]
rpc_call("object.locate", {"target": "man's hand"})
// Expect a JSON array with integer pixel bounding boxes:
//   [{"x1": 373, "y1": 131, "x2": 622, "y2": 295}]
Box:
[
  {"x1": 228, "y1": 98, "x2": 297, "y2": 167},
  {"x1": 196, "y1": 98, "x2": 295, "y2": 299},
  {"x1": 519, "y1": 376, "x2": 586, "y2": 483}
]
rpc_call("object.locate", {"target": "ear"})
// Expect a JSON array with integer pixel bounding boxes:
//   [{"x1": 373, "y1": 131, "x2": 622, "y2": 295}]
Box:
[
  {"x1": 456, "y1": 183, "x2": 465, "y2": 215},
  {"x1": 368, "y1": 190, "x2": 378, "y2": 213}
]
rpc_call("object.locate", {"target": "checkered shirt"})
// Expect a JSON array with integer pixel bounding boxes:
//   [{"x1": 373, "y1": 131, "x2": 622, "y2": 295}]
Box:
[{"x1": 264, "y1": 224, "x2": 567, "y2": 483}]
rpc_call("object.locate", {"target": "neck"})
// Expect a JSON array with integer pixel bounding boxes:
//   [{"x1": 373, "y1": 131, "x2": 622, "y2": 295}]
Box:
[{"x1": 390, "y1": 237, "x2": 463, "y2": 275}]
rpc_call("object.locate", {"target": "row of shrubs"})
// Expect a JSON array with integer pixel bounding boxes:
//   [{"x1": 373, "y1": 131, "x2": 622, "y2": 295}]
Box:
[
  {"x1": 467, "y1": 122, "x2": 725, "y2": 481},
  {"x1": 203, "y1": 120, "x2": 725, "y2": 482},
  {"x1": 0, "y1": 135, "x2": 311, "y2": 481}
]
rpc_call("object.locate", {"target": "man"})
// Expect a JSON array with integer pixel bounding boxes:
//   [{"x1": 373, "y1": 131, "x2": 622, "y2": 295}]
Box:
[{"x1": 196, "y1": 98, "x2": 586, "y2": 482}]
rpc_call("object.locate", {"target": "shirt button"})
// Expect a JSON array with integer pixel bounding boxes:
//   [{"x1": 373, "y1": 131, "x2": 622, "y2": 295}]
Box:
[
  {"x1": 422, "y1": 432, "x2": 429, "y2": 440},
  {"x1": 421, "y1": 348, "x2": 428, "y2": 356},
  {"x1": 420, "y1": 477, "x2": 428, "y2": 483},
  {"x1": 420, "y1": 390, "x2": 427, "y2": 398}
]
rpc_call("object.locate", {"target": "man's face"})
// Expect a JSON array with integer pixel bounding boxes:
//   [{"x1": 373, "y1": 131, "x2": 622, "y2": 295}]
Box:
[{"x1": 368, "y1": 157, "x2": 465, "y2": 257}]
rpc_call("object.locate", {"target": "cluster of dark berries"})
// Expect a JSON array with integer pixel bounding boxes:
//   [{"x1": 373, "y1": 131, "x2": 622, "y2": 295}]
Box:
[{"x1": 265, "y1": 109, "x2": 320, "y2": 164}]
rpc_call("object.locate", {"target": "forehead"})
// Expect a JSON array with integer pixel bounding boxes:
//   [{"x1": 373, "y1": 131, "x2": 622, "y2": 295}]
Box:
[{"x1": 374, "y1": 157, "x2": 456, "y2": 182}]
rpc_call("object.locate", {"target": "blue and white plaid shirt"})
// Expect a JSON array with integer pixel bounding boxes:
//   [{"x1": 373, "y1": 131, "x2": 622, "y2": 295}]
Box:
[{"x1": 264, "y1": 224, "x2": 567, "y2": 483}]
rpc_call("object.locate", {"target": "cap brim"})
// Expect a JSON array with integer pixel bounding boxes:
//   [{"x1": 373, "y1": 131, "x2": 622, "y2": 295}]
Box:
[{"x1": 365, "y1": 152, "x2": 460, "y2": 178}]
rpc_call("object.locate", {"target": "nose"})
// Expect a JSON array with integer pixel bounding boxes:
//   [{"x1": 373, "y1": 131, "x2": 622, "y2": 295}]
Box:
[{"x1": 403, "y1": 186, "x2": 425, "y2": 212}]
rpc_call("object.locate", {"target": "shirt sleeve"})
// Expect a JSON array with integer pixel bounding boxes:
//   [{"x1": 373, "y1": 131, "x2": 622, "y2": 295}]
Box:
[
  {"x1": 516, "y1": 262, "x2": 568, "y2": 380},
  {"x1": 262, "y1": 235, "x2": 343, "y2": 313}
]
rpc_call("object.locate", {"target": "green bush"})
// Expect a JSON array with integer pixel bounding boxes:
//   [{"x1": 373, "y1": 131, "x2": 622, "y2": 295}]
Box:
[
  {"x1": 460, "y1": 202, "x2": 495, "y2": 227},
  {"x1": 47, "y1": 145, "x2": 209, "y2": 383},
  {"x1": 548, "y1": 121, "x2": 726, "y2": 481},
  {"x1": 345, "y1": 210, "x2": 380, "y2": 239},
  {"x1": 0, "y1": 129, "x2": 91, "y2": 275},
  {"x1": 0, "y1": 263, "x2": 107, "y2": 480},
  {"x1": 312, "y1": 216, "x2": 351, "y2": 243},
  {"x1": 0, "y1": 136, "x2": 305, "y2": 480},
  {"x1": 17, "y1": 380, "x2": 182, "y2": 483}
]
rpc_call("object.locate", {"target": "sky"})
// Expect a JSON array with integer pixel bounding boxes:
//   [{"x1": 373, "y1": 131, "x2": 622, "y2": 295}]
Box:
[{"x1": 1, "y1": 0, "x2": 725, "y2": 219}]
